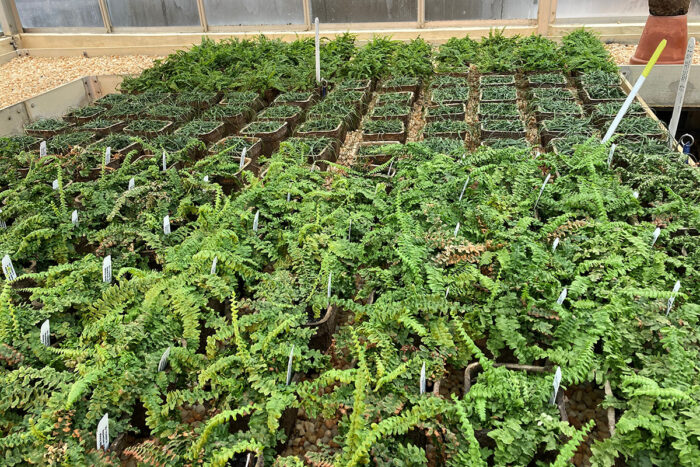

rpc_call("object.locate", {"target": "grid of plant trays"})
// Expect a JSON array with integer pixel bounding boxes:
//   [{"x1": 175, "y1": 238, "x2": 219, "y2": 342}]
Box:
[{"x1": 0, "y1": 30, "x2": 697, "y2": 467}]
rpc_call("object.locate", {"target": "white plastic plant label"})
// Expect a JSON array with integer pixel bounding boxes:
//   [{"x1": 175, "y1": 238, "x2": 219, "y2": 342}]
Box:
[
  {"x1": 557, "y1": 288, "x2": 567, "y2": 305},
  {"x1": 245, "y1": 453, "x2": 252, "y2": 467},
  {"x1": 387, "y1": 160, "x2": 395, "y2": 176},
  {"x1": 420, "y1": 362, "x2": 426, "y2": 395},
  {"x1": 327, "y1": 272, "x2": 332, "y2": 298},
  {"x1": 534, "y1": 173, "x2": 551, "y2": 211},
  {"x1": 162, "y1": 151, "x2": 167, "y2": 171},
  {"x1": 203, "y1": 175, "x2": 209, "y2": 183},
  {"x1": 71, "y1": 210, "x2": 78, "y2": 226},
  {"x1": 444, "y1": 286, "x2": 450, "y2": 299},
  {"x1": 39, "y1": 141, "x2": 47, "y2": 158},
  {"x1": 96, "y1": 413, "x2": 109, "y2": 451},
  {"x1": 666, "y1": 280, "x2": 681, "y2": 316},
  {"x1": 128, "y1": 177, "x2": 135, "y2": 191},
  {"x1": 210, "y1": 256, "x2": 218, "y2": 275},
  {"x1": 102, "y1": 255, "x2": 112, "y2": 284},
  {"x1": 552, "y1": 237, "x2": 560, "y2": 252},
  {"x1": 252, "y1": 210, "x2": 260, "y2": 232},
  {"x1": 633, "y1": 191, "x2": 639, "y2": 199},
  {"x1": 158, "y1": 346, "x2": 171, "y2": 372},
  {"x1": 286, "y1": 345, "x2": 294, "y2": 386},
  {"x1": 163, "y1": 215, "x2": 171, "y2": 235},
  {"x1": 239, "y1": 147, "x2": 247, "y2": 170},
  {"x1": 52, "y1": 179, "x2": 59, "y2": 190},
  {"x1": 286, "y1": 192, "x2": 291, "y2": 202},
  {"x1": 550, "y1": 366, "x2": 562, "y2": 405},
  {"x1": 607, "y1": 144, "x2": 616, "y2": 168},
  {"x1": 651, "y1": 227, "x2": 661, "y2": 247},
  {"x1": 454, "y1": 222, "x2": 460, "y2": 237},
  {"x1": 40, "y1": 319, "x2": 50, "y2": 346},
  {"x1": 2, "y1": 255, "x2": 17, "y2": 281},
  {"x1": 458, "y1": 176, "x2": 470, "y2": 202},
  {"x1": 104, "y1": 147, "x2": 111, "y2": 166}
]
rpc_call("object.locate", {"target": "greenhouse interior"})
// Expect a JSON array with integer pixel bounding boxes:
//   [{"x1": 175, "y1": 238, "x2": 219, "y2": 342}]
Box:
[{"x1": 0, "y1": 0, "x2": 699, "y2": 466}]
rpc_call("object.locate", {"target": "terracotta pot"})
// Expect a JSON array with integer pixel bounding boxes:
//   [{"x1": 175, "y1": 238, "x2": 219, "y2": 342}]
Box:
[{"x1": 631, "y1": 15, "x2": 688, "y2": 65}]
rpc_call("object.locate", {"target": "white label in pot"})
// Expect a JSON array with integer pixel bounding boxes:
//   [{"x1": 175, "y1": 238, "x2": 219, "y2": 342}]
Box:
[
  {"x1": 158, "y1": 346, "x2": 170, "y2": 372},
  {"x1": 52, "y1": 179, "x2": 59, "y2": 190},
  {"x1": 163, "y1": 215, "x2": 171, "y2": 235},
  {"x1": 71, "y1": 210, "x2": 78, "y2": 226},
  {"x1": 651, "y1": 227, "x2": 661, "y2": 247},
  {"x1": 458, "y1": 176, "x2": 470, "y2": 202},
  {"x1": 40, "y1": 319, "x2": 50, "y2": 346},
  {"x1": 239, "y1": 147, "x2": 247, "y2": 171},
  {"x1": 96, "y1": 413, "x2": 109, "y2": 450},
  {"x1": 557, "y1": 287, "x2": 567, "y2": 305},
  {"x1": 128, "y1": 177, "x2": 135, "y2": 191},
  {"x1": 327, "y1": 271, "x2": 332, "y2": 299},
  {"x1": 633, "y1": 191, "x2": 639, "y2": 199},
  {"x1": 203, "y1": 175, "x2": 209, "y2": 183},
  {"x1": 534, "y1": 173, "x2": 551, "y2": 211},
  {"x1": 40, "y1": 141, "x2": 47, "y2": 158},
  {"x1": 666, "y1": 280, "x2": 681, "y2": 316},
  {"x1": 420, "y1": 362, "x2": 426, "y2": 395},
  {"x1": 104, "y1": 147, "x2": 111, "y2": 166},
  {"x1": 454, "y1": 222, "x2": 460, "y2": 237},
  {"x1": 102, "y1": 255, "x2": 112, "y2": 284},
  {"x1": 162, "y1": 151, "x2": 167, "y2": 172},
  {"x1": 552, "y1": 237, "x2": 560, "y2": 252},
  {"x1": 550, "y1": 366, "x2": 562, "y2": 405},
  {"x1": 2, "y1": 255, "x2": 17, "y2": 281},
  {"x1": 252, "y1": 210, "x2": 259, "y2": 232},
  {"x1": 286, "y1": 344, "x2": 294, "y2": 386}
]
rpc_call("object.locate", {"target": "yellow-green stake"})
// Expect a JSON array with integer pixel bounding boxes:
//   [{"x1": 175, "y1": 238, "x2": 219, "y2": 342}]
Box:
[{"x1": 602, "y1": 40, "x2": 667, "y2": 143}]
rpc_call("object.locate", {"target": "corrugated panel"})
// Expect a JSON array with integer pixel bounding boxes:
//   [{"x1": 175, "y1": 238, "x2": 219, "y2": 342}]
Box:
[
  {"x1": 204, "y1": 0, "x2": 304, "y2": 26},
  {"x1": 426, "y1": 0, "x2": 539, "y2": 21},
  {"x1": 311, "y1": 0, "x2": 417, "y2": 23},
  {"x1": 106, "y1": 0, "x2": 200, "y2": 27},
  {"x1": 15, "y1": 0, "x2": 103, "y2": 28}
]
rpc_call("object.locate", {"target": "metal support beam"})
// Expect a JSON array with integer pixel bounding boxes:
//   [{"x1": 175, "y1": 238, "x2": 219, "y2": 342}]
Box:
[
  {"x1": 96, "y1": 0, "x2": 112, "y2": 33},
  {"x1": 196, "y1": 0, "x2": 208, "y2": 33},
  {"x1": 0, "y1": 0, "x2": 22, "y2": 36}
]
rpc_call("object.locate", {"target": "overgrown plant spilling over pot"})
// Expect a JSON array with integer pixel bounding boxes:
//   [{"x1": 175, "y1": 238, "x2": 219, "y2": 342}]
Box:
[{"x1": 1, "y1": 28, "x2": 698, "y2": 467}]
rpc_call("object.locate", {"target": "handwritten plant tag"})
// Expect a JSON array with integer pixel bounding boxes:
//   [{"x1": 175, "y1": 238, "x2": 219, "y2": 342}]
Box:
[
  {"x1": 163, "y1": 215, "x2": 171, "y2": 235},
  {"x1": 552, "y1": 237, "x2": 560, "y2": 252},
  {"x1": 128, "y1": 177, "x2": 135, "y2": 191},
  {"x1": 104, "y1": 147, "x2": 111, "y2": 166},
  {"x1": 550, "y1": 366, "x2": 562, "y2": 404},
  {"x1": 2, "y1": 255, "x2": 17, "y2": 281},
  {"x1": 40, "y1": 141, "x2": 47, "y2": 158},
  {"x1": 40, "y1": 319, "x2": 50, "y2": 346},
  {"x1": 420, "y1": 362, "x2": 426, "y2": 395},
  {"x1": 534, "y1": 173, "x2": 551, "y2": 211},
  {"x1": 557, "y1": 288, "x2": 567, "y2": 305},
  {"x1": 252, "y1": 210, "x2": 259, "y2": 232},
  {"x1": 286, "y1": 345, "x2": 294, "y2": 386},
  {"x1": 651, "y1": 227, "x2": 661, "y2": 247},
  {"x1": 666, "y1": 280, "x2": 681, "y2": 316},
  {"x1": 158, "y1": 346, "x2": 171, "y2": 372},
  {"x1": 96, "y1": 413, "x2": 109, "y2": 450},
  {"x1": 458, "y1": 176, "x2": 470, "y2": 202},
  {"x1": 52, "y1": 179, "x2": 59, "y2": 190},
  {"x1": 71, "y1": 210, "x2": 78, "y2": 226},
  {"x1": 210, "y1": 256, "x2": 218, "y2": 275},
  {"x1": 239, "y1": 147, "x2": 247, "y2": 170},
  {"x1": 102, "y1": 255, "x2": 112, "y2": 284}
]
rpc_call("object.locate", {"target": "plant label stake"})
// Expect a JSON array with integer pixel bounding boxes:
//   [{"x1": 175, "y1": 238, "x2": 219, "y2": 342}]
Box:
[
  {"x1": 286, "y1": 192, "x2": 291, "y2": 202},
  {"x1": 96, "y1": 413, "x2": 109, "y2": 451},
  {"x1": 2, "y1": 255, "x2": 17, "y2": 281},
  {"x1": 128, "y1": 177, "x2": 135, "y2": 191},
  {"x1": 557, "y1": 288, "x2": 567, "y2": 305},
  {"x1": 668, "y1": 38, "x2": 696, "y2": 149},
  {"x1": 162, "y1": 151, "x2": 167, "y2": 172},
  {"x1": 603, "y1": 40, "x2": 667, "y2": 143},
  {"x1": 286, "y1": 345, "x2": 294, "y2": 386},
  {"x1": 633, "y1": 191, "x2": 639, "y2": 199},
  {"x1": 210, "y1": 256, "x2": 218, "y2": 275},
  {"x1": 444, "y1": 286, "x2": 450, "y2": 299},
  {"x1": 163, "y1": 215, "x2": 171, "y2": 235},
  {"x1": 71, "y1": 210, "x2": 78, "y2": 226},
  {"x1": 0, "y1": 209, "x2": 6, "y2": 229},
  {"x1": 158, "y1": 346, "x2": 170, "y2": 372},
  {"x1": 387, "y1": 159, "x2": 395, "y2": 176},
  {"x1": 458, "y1": 176, "x2": 470, "y2": 202},
  {"x1": 651, "y1": 227, "x2": 661, "y2": 247},
  {"x1": 420, "y1": 362, "x2": 426, "y2": 395},
  {"x1": 534, "y1": 173, "x2": 551, "y2": 212},
  {"x1": 552, "y1": 237, "x2": 560, "y2": 252},
  {"x1": 39, "y1": 141, "x2": 47, "y2": 158},
  {"x1": 607, "y1": 144, "x2": 616, "y2": 169},
  {"x1": 666, "y1": 280, "x2": 681, "y2": 316},
  {"x1": 550, "y1": 366, "x2": 562, "y2": 405},
  {"x1": 454, "y1": 222, "x2": 460, "y2": 237},
  {"x1": 252, "y1": 210, "x2": 259, "y2": 232},
  {"x1": 102, "y1": 255, "x2": 112, "y2": 284},
  {"x1": 314, "y1": 17, "x2": 321, "y2": 84},
  {"x1": 40, "y1": 319, "x2": 50, "y2": 346},
  {"x1": 203, "y1": 175, "x2": 209, "y2": 183},
  {"x1": 239, "y1": 147, "x2": 247, "y2": 171},
  {"x1": 104, "y1": 147, "x2": 111, "y2": 166},
  {"x1": 327, "y1": 271, "x2": 332, "y2": 306},
  {"x1": 245, "y1": 453, "x2": 251, "y2": 467},
  {"x1": 52, "y1": 179, "x2": 59, "y2": 190}
]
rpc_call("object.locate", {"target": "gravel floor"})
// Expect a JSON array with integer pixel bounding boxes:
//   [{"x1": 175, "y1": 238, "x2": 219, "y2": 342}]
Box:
[
  {"x1": 605, "y1": 42, "x2": 700, "y2": 65},
  {"x1": 0, "y1": 55, "x2": 161, "y2": 109}
]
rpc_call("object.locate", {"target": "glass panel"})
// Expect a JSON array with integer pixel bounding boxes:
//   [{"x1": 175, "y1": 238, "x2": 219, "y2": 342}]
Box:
[
  {"x1": 558, "y1": 0, "x2": 700, "y2": 19},
  {"x1": 204, "y1": 0, "x2": 304, "y2": 26},
  {"x1": 311, "y1": 0, "x2": 417, "y2": 23},
  {"x1": 106, "y1": 0, "x2": 200, "y2": 27},
  {"x1": 426, "y1": 0, "x2": 539, "y2": 21},
  {"x1": 15, "y1": 0, "x2": 103, "y2": 28}
]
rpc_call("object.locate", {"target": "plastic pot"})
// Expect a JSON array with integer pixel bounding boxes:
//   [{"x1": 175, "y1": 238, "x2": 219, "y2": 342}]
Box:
[
  {"x1": 631, "y1": 14, "x2": 688, "y2": 65},
  {"x1": 240, "y1": 121, "x2": 289, "y2": 156}
]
